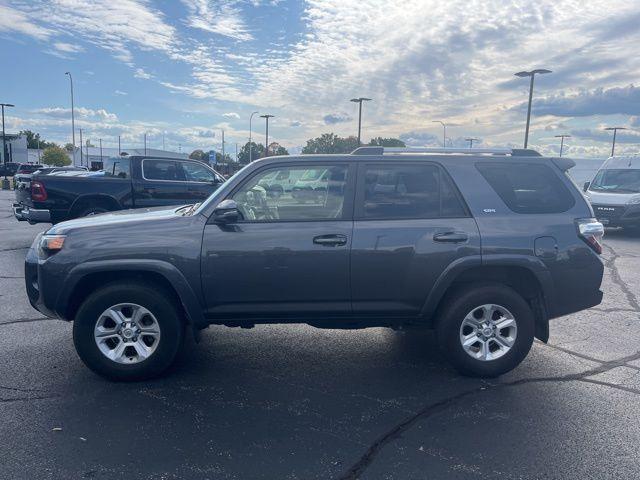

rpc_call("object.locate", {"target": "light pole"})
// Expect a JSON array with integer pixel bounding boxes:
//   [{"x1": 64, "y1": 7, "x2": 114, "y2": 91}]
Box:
[
  {"x1": 432, "y1": 121, "x2": 446, "y2": 148},
  {"x1": 144, "y1": 132, "x2": 147, "y2": 155},
  {"x1": 249, "y1": 111, "x2": 259, "y2": 162},
  {"x1": 260, "y1": 114, "x2": 274, "y2": 157},
  {"x1": 350, "y1": 97, "x2": 371, "y2": 145},
  {"x1": 514, "y1": 69, "x2": 552, "y2": 148},
  {"x1": 99, "y1": 138, "x2": 103, "y2": 164},
  {"x1": 79, "y1": 128, "x2": 83, "y2": 166},
  {"x1": 604, "y1": 127, "x2": 627, "y2": 157},
  {"x1": 65, "y1": 72, "x2": 76, "y2": 154},
  {"x1": 465, "y1": 137, "x2": 478, "y2": 149},
  {"x1": 118, "y1": 135, "x2": 121, "y2": 156},
  {"x1": 1, "y1": 102, "x2": 14, "y2": 188},
  {"x1": 221, "y1": 129, "x2": 225, "y2": 160},
  {"x1": 554, "y1": 134, "x2": 571, "y2": 157}
]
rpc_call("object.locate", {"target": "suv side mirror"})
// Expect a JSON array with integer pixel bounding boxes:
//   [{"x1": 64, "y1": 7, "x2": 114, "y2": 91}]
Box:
[
  {"x1": 583, "y1": 181, "x2": 590, "y2": 192},
  {"x1": 212, "y1": 199, "x2": 240, "y2": 224}
]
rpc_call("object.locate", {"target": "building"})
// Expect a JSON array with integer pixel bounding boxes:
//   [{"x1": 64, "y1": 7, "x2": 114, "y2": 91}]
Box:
[
  {"x1": 71, "y1": 147, "x2": 189, "y2": 169},
  {"x1": 0, "y1": 134, "x2": 28, "y2": 164}
]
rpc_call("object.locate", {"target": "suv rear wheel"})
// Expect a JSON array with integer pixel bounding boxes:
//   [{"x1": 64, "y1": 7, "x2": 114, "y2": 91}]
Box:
[
  {"x1": 436, "y1": 284, "x2": 534, "y2": 377},
  {"x1": 73, "y1": 282, "x2": 184, "y2": 381}
]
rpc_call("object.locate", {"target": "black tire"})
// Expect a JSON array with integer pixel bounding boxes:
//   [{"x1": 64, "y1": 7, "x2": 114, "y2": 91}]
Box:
[
  {"x1": 435, "y1": 284, "x2": 535, "y2": 377},
  {"x1": 73, "y1": 282, "x2": 185, "y2": 381},
  {"x1": 77, "y1": 204, "x2": 111, "y2": 217}
]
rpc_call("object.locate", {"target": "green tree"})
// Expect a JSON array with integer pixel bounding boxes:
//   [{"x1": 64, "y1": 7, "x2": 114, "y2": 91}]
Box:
[
  {"x1": 268, "y1": 142, "x2": 289, "y2": 156},
  {"x1": 42, "y1": 145, "x2": 71, "y2": 166},
  {"x1": 64, "y1": 143, "x2": 75, "y2": 152},
  {"x1": 301, "y1": 133, "x2": 359, "y2": 154},
  {"x1": 238, "y1": 141, "x2": 265, "y2": 163},
  {"x1": 189, "y1": 149, "x2": 207, "y2": 161},
  {"x1": 369, "y1": 137, "x2": 406, "y2": 147},
  {"x1": 19, "y1": 130, "x2": 56, "y2": 150}
]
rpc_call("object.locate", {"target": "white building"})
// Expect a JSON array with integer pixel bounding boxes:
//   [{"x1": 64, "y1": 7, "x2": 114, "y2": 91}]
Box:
[
  {"x1": 0, "y1": 134, "x2": 28, "y2": 164},
  {"x1": 70, "y1": 147, "x2": 189, "y2": 168}
]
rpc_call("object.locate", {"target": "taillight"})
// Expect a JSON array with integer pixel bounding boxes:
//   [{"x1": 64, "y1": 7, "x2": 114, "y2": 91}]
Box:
[
  {"x1": 576, "y1": 218, "x2": 604, "y2": 254},
  {"x1": 31, "y1": 181, "x2": 48, "y2": 202}
]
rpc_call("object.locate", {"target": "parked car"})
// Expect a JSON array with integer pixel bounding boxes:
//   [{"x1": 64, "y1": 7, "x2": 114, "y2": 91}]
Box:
[
  {"x1": 583, "y1": 155, "x2": 640, "y2": 229},
  {"x1": 25, "y1": 147, "x2": 604, "y2": 380},
  {"x1": 13, "y1": 156, "x2": 225, "y2": 224},
  {"x1": 0, "y1": 162, "x2": 20, "y2": 177}
]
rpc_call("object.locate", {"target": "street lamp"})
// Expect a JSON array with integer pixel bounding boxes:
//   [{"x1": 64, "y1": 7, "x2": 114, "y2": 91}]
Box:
[
  {"x1": 350, "y1": 97, "x2": 372, "y2": 145},
  {"x1": 604, "y1": 127, "x2": 627, "y2": 157},
  {"x1": 432, "y1": 121, "x2": 447, "y2": 148},
  {"x1": 554, "y1": 134, "x2": 571, "y2": 157},
  {"x1": 249, "y1": 111, "x2": 259, "y2": 162},
  {"x1": 65, "y1": 72, "x2": 76, "y2": 155},
  {"x1": 465, "y1": 137, "x2": 478, "y2": 149},
  {"x1": 514, "y1": 69, "x2": 552, "y2": 148},
  {"x1": 260, "y1": 114, "x2": 274, "y2": 157},
  {"x1": 1, "y1": 102, "x2": 14, "y2": 188}
]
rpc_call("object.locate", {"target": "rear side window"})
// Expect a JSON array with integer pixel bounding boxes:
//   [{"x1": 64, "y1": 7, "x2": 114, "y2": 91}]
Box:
[
  {"x1": 143, "y1": 159, "x2": 185, "y2": 181},
  {"x1": 476, "y1": 162, "x2": 575, "y2": 214},
  {"x1": 359, "y1": 163, "x2": 467, "y2": 219},
  {"x1": 103, "y1": 157, "x2": 130, "y2": 178}
]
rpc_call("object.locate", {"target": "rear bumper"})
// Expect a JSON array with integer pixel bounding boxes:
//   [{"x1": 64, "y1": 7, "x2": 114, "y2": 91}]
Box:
[{"x1": 13, "y1": 203, "x2": 51, "y2": 223}]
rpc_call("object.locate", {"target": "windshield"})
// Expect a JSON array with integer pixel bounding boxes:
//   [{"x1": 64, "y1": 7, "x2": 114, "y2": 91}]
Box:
[{"x1": 590, "y1": 169, "x2": 640, "y2": 193}]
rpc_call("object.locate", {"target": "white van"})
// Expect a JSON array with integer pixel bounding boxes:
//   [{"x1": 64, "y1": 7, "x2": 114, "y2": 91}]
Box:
[{"x1": 583, "y1": 155, "x2": 640, "y2": 229}]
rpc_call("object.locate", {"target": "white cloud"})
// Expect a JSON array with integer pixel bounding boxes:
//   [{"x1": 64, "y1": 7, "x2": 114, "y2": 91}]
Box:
[
  {"x1": 134, "y1": 68, "x2": 152, "y2": 80},
  {"x1": 53, "y1": 42, "x2": 84, "y2": 53},
  {"x1": 0, "y1": 4, "x2": 52, "y2": 40},
  {"x1": 223, "y1": 112, "x2": 240, "y2": 119},
  {"x1": 34, "y1": 107, "x2": 118, "y2": 122},
  {"x1": 114, "y1": 90, "x2": 128, "y2": 96},
  {"x1": 182, "y1": 0, "x2": 253, "y2": 41}
]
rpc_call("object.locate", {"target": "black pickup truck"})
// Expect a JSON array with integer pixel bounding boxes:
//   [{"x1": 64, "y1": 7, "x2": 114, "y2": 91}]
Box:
[{"x1": 13, "y1": 156, "x2": 225, "y2": 224}]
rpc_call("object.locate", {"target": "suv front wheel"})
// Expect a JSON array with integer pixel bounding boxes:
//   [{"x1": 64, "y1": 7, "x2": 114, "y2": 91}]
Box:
[
  {"x1": 73, "y1": 282, "x2": 185, "y2": 381},
  {"x1": 436, "y1": 284, "x2": 534, "y2": 377}
]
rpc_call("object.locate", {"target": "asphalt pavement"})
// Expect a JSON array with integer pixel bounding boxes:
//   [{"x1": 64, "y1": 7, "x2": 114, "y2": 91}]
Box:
[{"x1": 1, "y1": 189, "x2": 639, "y2": 480}]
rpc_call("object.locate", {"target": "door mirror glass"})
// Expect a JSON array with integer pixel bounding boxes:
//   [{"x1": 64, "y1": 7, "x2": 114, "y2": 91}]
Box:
[
  {"x1": 583, "y1": 181, "x2": 590, "y2": 192},
  {"x1": 212, "y1": 199, "x2": 240, "y2": 224}
]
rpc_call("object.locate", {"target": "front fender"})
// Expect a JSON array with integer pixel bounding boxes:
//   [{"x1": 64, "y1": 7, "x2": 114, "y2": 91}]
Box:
[{"x1": 57, "y1": 259, "x2": 206, "y2": 328}]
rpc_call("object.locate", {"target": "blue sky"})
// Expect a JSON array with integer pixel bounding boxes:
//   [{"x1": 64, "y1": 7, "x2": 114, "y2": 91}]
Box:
[{"x1": 0, "y1": 0, "x2": 639, "y2": 158}]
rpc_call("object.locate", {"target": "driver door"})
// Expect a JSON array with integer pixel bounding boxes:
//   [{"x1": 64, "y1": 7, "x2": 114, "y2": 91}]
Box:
[{"x1": 201, "y1": 162, "x2": 355, "y2": 320}]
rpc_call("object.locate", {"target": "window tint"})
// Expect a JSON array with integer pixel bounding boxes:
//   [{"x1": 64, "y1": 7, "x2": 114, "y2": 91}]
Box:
[
  {"x1": 361, "y1": 164, "x2": 467, "y2": 219},
  {"x1": 103, "y1": 157, "x2": 130, "y2": 178},
  {"x1": 182, "y1": 161, "x2": 216, "y2": 182},
  {"x1": 476, "y1": 162, "x2": 575, "y2": 214},
  {"x1": 143, "y1": 159, "x2": 185, "y2": 181},
  {"x1": 590, "y1": 169, "x2": 640, "y2": 194},
  {"x1": 232, "y1": 165, "x2": 348, "y2": 221}
]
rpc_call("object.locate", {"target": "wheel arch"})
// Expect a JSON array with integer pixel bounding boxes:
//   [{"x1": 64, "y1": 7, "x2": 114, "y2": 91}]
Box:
[
  {"x1": 57, "y1": 259, "x2": 206, "y2": 329},
  {"x1": 69, "y1": 194, "x2": 121, "y2": 217},
  {"x1": 422, "y1": 256, "x2": 552, "y2": 342}
]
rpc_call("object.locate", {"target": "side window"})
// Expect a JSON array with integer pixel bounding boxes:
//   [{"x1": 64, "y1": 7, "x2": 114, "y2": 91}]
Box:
[
  {"x1": 476, "y1": 162, "x2": 576, "y2": 214},
  {"x1": 360, "y1": 164, "x2": 467, "y2": 219},
  {"x1": 232, "y1": 165, "x2": 349, "y2": 221},
  {"x1": 103, "y1": 157, "x2": 130, "y2": 179},
  {"x1": 182, "y1": 161, "x2": 216, "y2": 182},
  {"x1": 143, "y1": 159, "x2": 185, "y2": 181}
]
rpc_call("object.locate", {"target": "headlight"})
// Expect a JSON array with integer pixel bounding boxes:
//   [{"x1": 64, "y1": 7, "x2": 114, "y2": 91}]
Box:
[
  {"x1": 626, "y1": 195, "x2": 640, "y2": 205},
  {"x1": 39, "y1": 234, "x2": 66, "y2": 254}
]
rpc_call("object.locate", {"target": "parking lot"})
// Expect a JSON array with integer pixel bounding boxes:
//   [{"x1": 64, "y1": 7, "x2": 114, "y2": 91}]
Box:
[{"x1": 1, "y1": 188, "x2": 639, "y2": 479}]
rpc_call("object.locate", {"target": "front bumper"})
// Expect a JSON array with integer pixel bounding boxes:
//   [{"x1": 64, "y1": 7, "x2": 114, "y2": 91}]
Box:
[
  {"x1": 592, "y1": 203, "x2": 640, "y2": 227},
  {"x1": 13, "y1": 203, "x2": 51, "y2": 224}
]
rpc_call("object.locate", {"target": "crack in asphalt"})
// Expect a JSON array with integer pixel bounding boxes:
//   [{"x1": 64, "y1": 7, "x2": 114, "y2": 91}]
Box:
[
  {"x1": 0, "y1": 275, "x2": 24, "y2": 279},
  {"x1": 603, "y1": 244, "x2": 640, "y2": 313},
  {"x1": 0, "y1": 394, "x2": 60, "y2": 404},
  {"x1": 0, "y1": 317, "x2": 60, "y2": 327},
  {"x1": 0, "y1": 246, "x2": 29, "y2": 253},
  {"x1": 339, "y1": 244, "x2": 640, "y2": 480},
  {"x1": 338, "y1": 350, "x2": 640, "y2": 480}
]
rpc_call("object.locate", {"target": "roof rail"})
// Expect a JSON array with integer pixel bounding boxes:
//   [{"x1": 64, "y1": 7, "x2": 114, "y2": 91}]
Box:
[{"x1": 351, "y1": 146, "x2": 541, "y2": 156}]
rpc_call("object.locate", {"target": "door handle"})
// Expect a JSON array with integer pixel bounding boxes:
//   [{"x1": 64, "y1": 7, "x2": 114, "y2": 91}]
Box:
[
  {"x1": 433, "y1": 232, "x2": 469, "y2": 243},
  {"x1": 313, "y1": 234, "x2": 347, "y2": 247}
]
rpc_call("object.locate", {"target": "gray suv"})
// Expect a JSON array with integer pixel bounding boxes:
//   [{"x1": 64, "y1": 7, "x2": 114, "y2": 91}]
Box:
[{"x1": 25, "y1": 147, "x2": 605, "y2": 380}]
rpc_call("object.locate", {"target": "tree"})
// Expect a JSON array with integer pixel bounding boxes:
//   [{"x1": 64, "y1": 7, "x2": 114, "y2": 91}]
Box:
[
  {"x1": 19, "y1": 130, "x2": 56, "y2": 150},
  {"x1": 64, "y1": 143, "x2": 75, "y2": 152},
  {"x1": 189, "y1": 149, "x2": 207, "y2": 161},
  {"x1": 369, "y1": 137, "x2": 406, "y2": 147},
  {"x1": 301, "y1": 133, "x2": 359, "y2": 154},
  {"x1": 268, "y1": 142, "x2": 289, "y2": 156},
  {"x1": 42, "y1": 145, "x2": 71, "y2": 166},
  {"x1": 238, "y1": 141, "x2": 265, "y2": 164}
]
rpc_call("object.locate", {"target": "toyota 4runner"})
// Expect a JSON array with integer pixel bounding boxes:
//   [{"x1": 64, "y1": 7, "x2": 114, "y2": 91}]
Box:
[{"x1": 25, "y1": 147, "x2": 604, "y2": 380}]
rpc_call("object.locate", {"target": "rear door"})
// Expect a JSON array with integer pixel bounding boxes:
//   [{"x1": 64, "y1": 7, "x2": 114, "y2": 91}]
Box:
[
  {"x1": 134, "y1": 158, "x2": 192, "y2": 207},
  {"x1": 351, "y1": 161, "x2": 480, "y2": 316}
]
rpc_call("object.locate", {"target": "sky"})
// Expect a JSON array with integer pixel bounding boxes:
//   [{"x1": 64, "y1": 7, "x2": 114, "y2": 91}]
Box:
[{"x1": 0, "y1": 0, "x2": 639, "y2": 158}]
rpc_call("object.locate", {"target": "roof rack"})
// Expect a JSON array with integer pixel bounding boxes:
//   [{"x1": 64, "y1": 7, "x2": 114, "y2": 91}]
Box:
[{"x1": 350, "y1": 146, "x2": 541, "y2": 156}]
